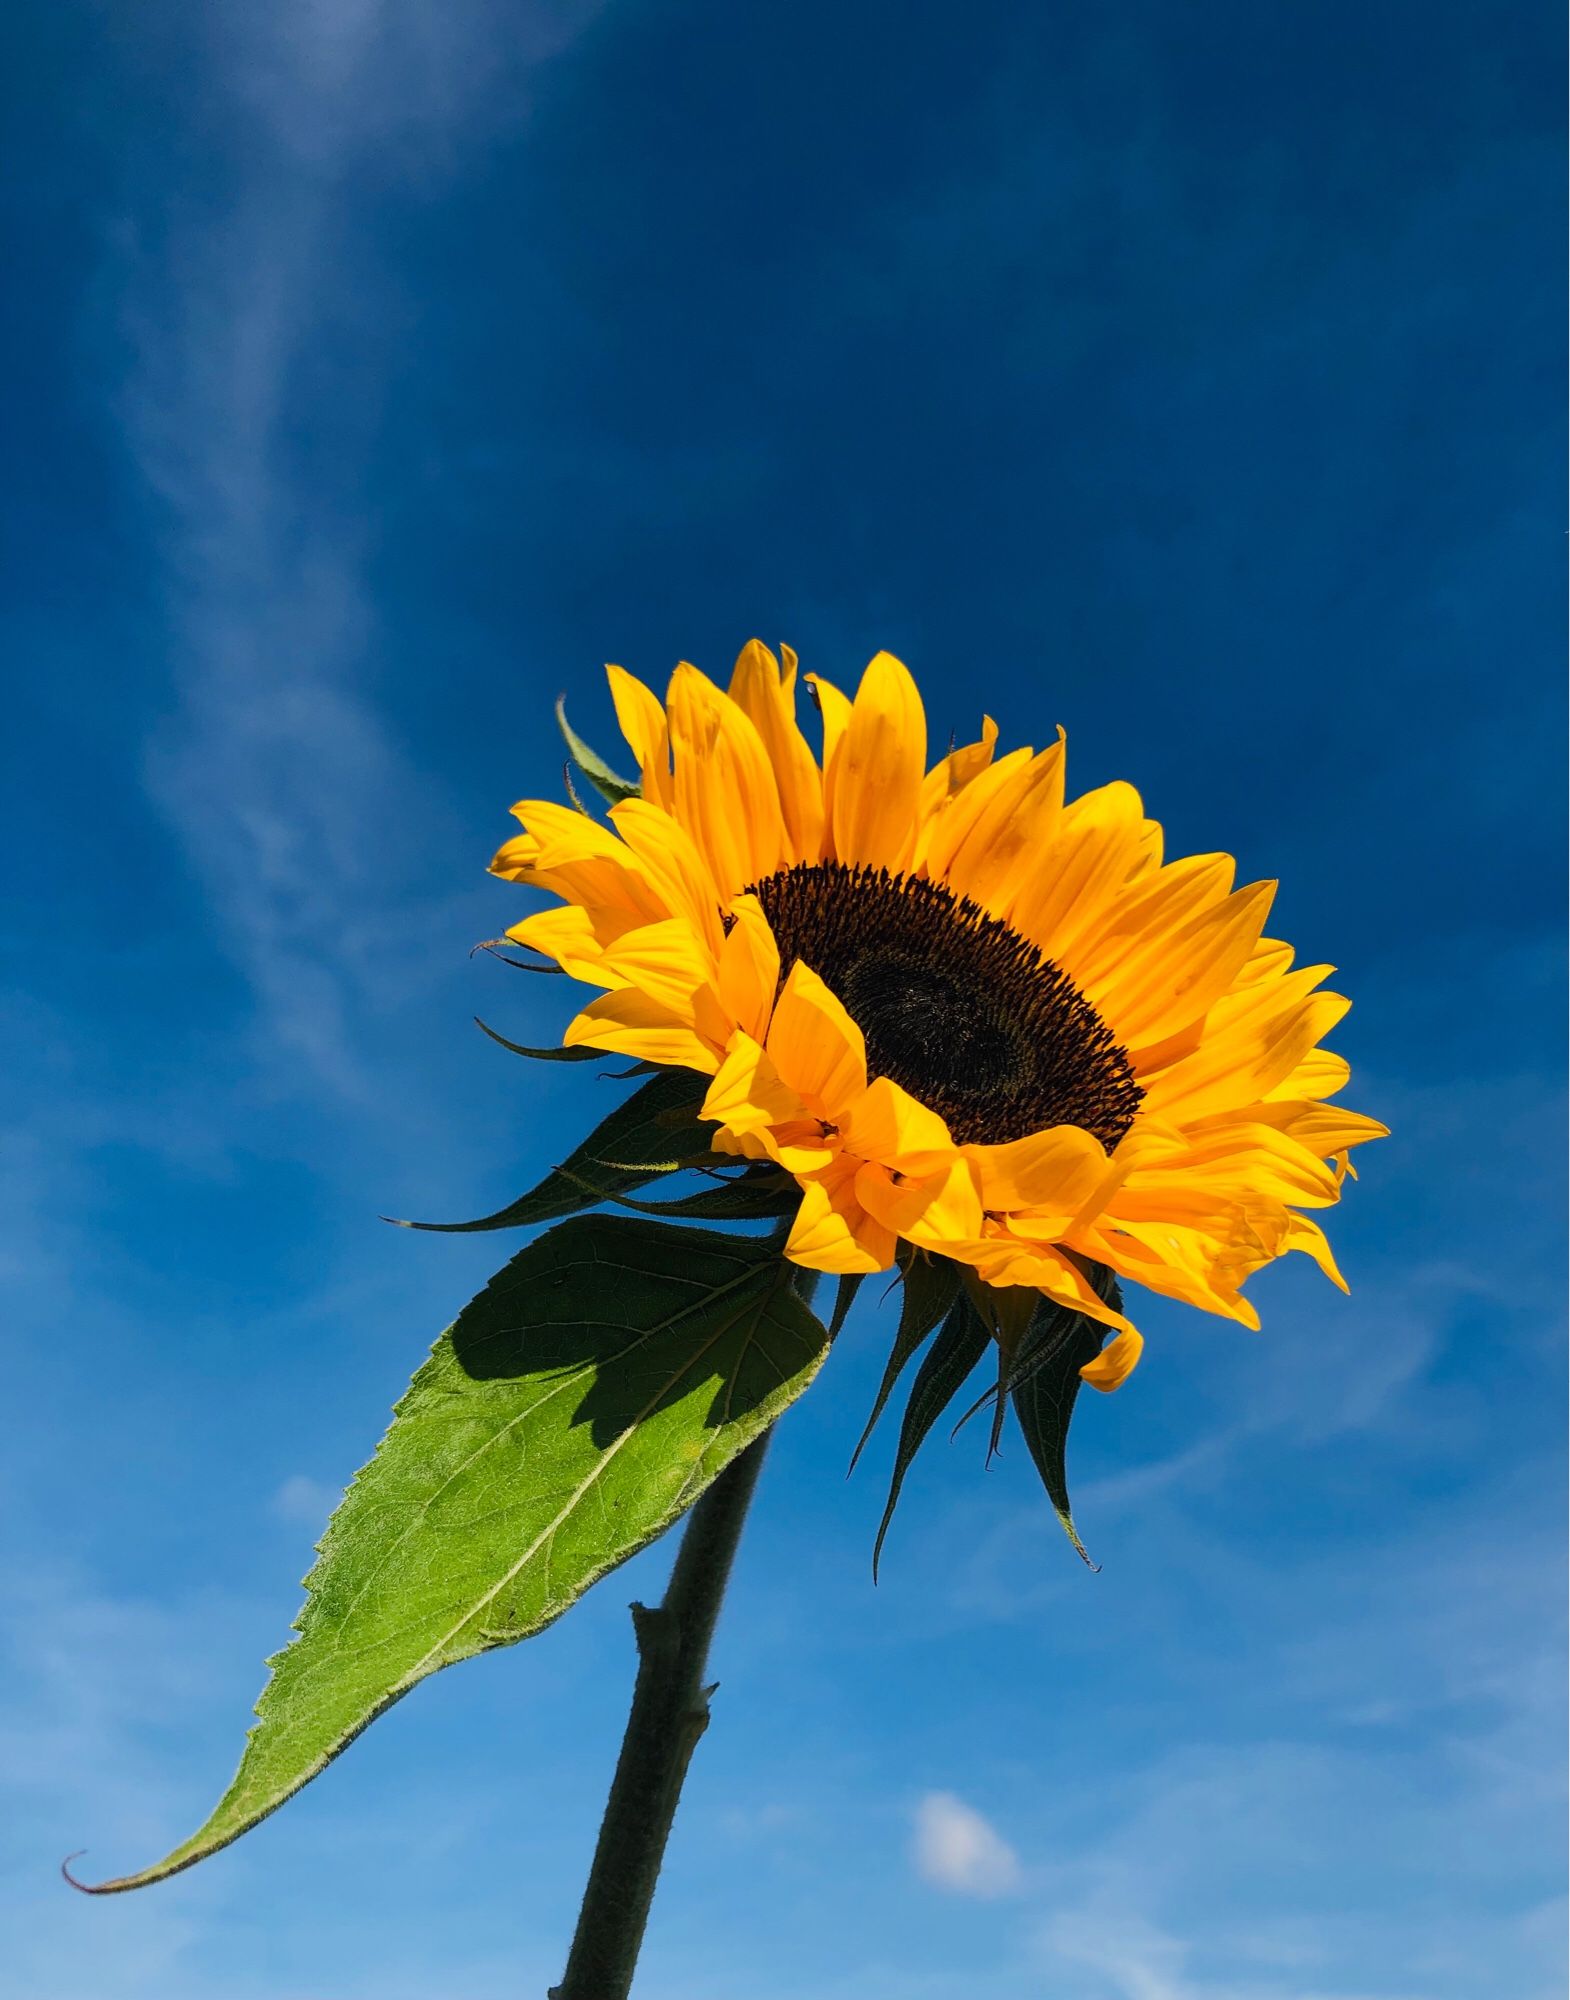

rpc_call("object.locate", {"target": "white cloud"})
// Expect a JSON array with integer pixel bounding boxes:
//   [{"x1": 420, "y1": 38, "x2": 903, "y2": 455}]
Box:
[{"x1": 911, "y1": 1790, "x2": 1021, "y2": 1898}]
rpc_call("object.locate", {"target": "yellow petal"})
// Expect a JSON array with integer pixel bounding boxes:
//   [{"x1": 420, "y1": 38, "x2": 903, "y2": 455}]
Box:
[
  {"x1": 918, "y1": 715, "x2": 1000, "y2": 819},
  {"x1": 1266, "y1": 1047, "x2": 1352, "y2": 1101},
  {"x1": 855, "y1": 1154, "x2": 984, "y2": 1245},
  {"x1": 1064, "y1": 852, "x2": 1236, "y2": 989},
  {"x1": 1079, "y1": 1327, "x2": 1144, "y2": 1393},
  {"x1": 764, "y1": 962, "x2": 867, "y2": 1120},
  {"x1": 965, "y1": 1124, "x2": 1111, "y2": 1220},
  {"x1": 504, "y1": 904, "x2": 607, "y2": 981},
  {"x1": 488, "y1": 831, "x2": 542, "y2": 881},
  {"x1": 913, "y1": 717, "x2": 1002, "y2": 865},
  {"x1": 940, "y1": 1237, "x2": 1135, "y2": 1335},
  {"x1": 838, "y1": 1075, "x2": 955, "y2": 1172},
  {"x1": 1139, "y1": 970, "x2": 1351, "y2": 1121},
  {"x1": 666, "y1": 663, "x2": 789, "y2": 895},
  {"x1": 1009, "y1": 781, "x2": 1147, "y2": 957},
  {"x1": 728, "y1": 640, "x2": 826, "y2": 864},
  {"x1": 995, "y1": 1121, "x2": 1188, "y2": 1243},
  {"x1": 1205, "y1": 1099, "x2": 1388, "y2": 1160},
  {"x1": 1284, "y1": 1212, "x2": 1350, "y2": 1291},
  {"x1": 715, "y1": 892, "x2": 782, "y2": 1045},
  {"x1": 1088, "y1": 1217, "x2": 1264, "y2": 1328},
  {"x1": 1234, "y1": 936, "x2": 1297, "y2": 986},
  {"x1": 607, "y1": 798, "x2": 727, "y2": 958},
  {"x1": 1117, "y1": 1120, "x2": 1340, "y2": 1212},
  {"x1": 1090, "y1": 879, "x2": 1278, "y2": 1053},
  {"x1": 826, "y1": 651, "x2": 928, "y2": 871},
  {"x1": 1027, "y1": 1247, "x2": 1137, "y2": 1334},
  {"x1": 495, "y1": 800, "x2": 668, "y2": 931},
  {"x1": 497, "y1": 799, "x2": 627, "y2": 871},
  {"x1": 804, "y1": 672, "x2": 853, "y2": 785},
  {"x1": 708, "y1": 1125, "x2": 781, "y2": 1167},
  {"x1": 563, "y1": 988, "x2": 720, "y2": 1073},
  {"x1": 700, "y1": 1030, "x2": 806, "y2": 1133},
  {"x1": 1132, "y1": 819, "x2": 1165, "y2": 876},
  {"x1": 919, "y1": 746, "x2": 1034, "y2": 883},
  {"x1": 594, "y1": 916, "x2": 717, "y2": 1022},
  {"x1": 786, "y1": 1159, "x2": 896, "y2": 1273},
  {"x1": 940, "y1": 735, "x2": 1068, "y2": 915},
  {"x1": 606, "y1": 665, "x2": 674, "y2": 810}
]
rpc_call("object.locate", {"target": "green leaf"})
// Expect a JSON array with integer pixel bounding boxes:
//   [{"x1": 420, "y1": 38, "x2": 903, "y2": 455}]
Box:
[
  {"x1": 871, "y1": 1293, "x2": 991, "y2": 1580},
  {"x1": 848, "y1": 1253, "x2": 961, "y2": 1474},
  {"x1": 76, "y1": 1216, "x2": 829, "y2": 1893},
  {"x1": 556, "y1": 696, "x2": 641, "y2": 807},
  {"x1": 473, "y1": 1016, "x2": 606, "y2": 1063},
  {"x1": 1009, "y1": 1268, "x2": 1122, "y2": 1568},
  {"x1": 390, "y1": 1069, "x2": 712, "y2": 1233}
]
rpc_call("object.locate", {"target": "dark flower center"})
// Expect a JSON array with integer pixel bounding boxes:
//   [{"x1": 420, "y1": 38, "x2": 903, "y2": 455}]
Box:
[{"x1": 746, "y1": 862, "x2": 1143, "y2": 1150}]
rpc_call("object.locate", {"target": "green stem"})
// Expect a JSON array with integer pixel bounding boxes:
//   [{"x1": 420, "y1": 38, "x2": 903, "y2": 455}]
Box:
[{"x1": 549, "y1": 1428, "x2": 774, "y2": 2000}]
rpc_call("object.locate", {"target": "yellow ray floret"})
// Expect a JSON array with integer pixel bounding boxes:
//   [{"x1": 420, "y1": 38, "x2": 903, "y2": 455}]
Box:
[{"x1": 491, "y1": 642, "x2": 1386, "y2": 1390}]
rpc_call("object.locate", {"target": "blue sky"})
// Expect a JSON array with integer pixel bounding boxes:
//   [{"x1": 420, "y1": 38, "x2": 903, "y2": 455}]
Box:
[{"x1": 3, "y1": 2, "x2": 1563, "y2": 1995}]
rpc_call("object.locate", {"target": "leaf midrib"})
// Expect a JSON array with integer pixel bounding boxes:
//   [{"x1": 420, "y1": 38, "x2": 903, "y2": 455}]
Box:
[
  {"x1": 401, "y1": 1275, "x2": 782, "y2": 1680},
  {"x1": 321, "y1": 1244, "x2": 778, "y2": 1651}
]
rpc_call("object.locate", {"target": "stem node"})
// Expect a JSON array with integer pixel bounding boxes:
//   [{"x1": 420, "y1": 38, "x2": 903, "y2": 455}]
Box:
[{"x1": 551, "y1": 1431, "x2": 772, "y2": 2000}]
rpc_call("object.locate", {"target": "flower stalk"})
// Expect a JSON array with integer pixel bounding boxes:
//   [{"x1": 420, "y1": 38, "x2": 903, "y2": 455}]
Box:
[{"x1": 549, "y1": 1427, "x2": 774, "y2": 2000}]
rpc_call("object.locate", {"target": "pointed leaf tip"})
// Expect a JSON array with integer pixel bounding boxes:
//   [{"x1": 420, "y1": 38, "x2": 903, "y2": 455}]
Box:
[
  {"x1": 394, "y1": 1069, "x2": 713, "y2": 1234},
  {"x1": 473, "y1": 1018, "x2": 605, "y2": 1064},
  {"x1": 848, "y1": 1254, "x2": 961, "y2": 1476},
  {"x1": 75, "y1": 1215, "x2": 830, "y2": 1891},
  {"x1": 1009, "y1": 1266, "x2": 1123, "y2": 1567},
  {"x1": 555, "y1": 696, "x2": 640, "y2": 807},
  {"x1": 870, "y1": 1290, "x2": 989, "y2": 1579}
]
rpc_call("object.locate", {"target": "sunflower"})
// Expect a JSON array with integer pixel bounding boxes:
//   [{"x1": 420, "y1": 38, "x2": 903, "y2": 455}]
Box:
[{"x1": 490, "y1": 643, "x2": 1386, "y2": 1393}]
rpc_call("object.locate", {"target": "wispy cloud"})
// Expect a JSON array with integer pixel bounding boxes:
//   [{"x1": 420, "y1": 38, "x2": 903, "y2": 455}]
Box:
[
  {"x1": 1019, "y1": 1513, "x2": 1567, "y2": 2000},
  {"x1": 911, "y1": 1790, "x2": 1021, "y2": 1898},
  {"x1": 106, "y1": 1, "x2": 601, "y2": 1095},
  {"x1": 1039, "y1": 1908, "x2": 1196, "y2": 2000}
]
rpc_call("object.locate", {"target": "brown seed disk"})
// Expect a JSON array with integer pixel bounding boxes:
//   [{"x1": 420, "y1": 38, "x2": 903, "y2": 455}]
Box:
[{"x1": 746, "y1": 862, "x2": 1143, "y2": 1150}]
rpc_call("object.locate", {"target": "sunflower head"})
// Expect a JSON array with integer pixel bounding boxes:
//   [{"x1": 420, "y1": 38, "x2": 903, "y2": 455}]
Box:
[{"x1": 490, "y1": 641, "x2": 1386, "y2": 1396}]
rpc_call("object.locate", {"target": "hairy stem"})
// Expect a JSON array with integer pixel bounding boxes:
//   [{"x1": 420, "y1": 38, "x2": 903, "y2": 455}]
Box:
[{"x1": 549, "y1": 1429, "x2": 773, "y2": 1999}]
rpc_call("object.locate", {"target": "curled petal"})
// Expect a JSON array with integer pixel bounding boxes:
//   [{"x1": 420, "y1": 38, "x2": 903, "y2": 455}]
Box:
[
  {"x1": 787, "y1": 1159, "x2": 896, "y2": 1273},
  {"x1": 1080, "y1": 1328, "x2": 1144, "y2": 1393},
  {"x1": 764, "y1": 962, "x2": 867, "y2": 1121}
]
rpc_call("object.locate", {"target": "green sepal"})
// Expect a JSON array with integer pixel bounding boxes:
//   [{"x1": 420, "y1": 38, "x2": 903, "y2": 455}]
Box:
[
  {"x1": 388, "y1": 1069, "x2": 711, "y2": 1234},
  {"x1": 848, "y1": 1252, "x2": 961, "y2": 1475},
  {"x1": 72, "y1": 1216, "x2": 829, "y2": 1893},
  {"x1": 566, "y1": 1170, "x2": 800, "y2": 1223},
  {"x1": 473, "y1": 1017, "x2": 606, "y2": 1063},
  {"x1": 870, "y1": 1293, "x2": 990, "y2": 1580},
  {"x1": 1008, "y1": 1267, "x2": 1122, "y2": 1567},
  {"x1": 949, "y1": 1278, "x2": 1045, "y2": 1458},
  {"x1": 555, "y1": 696, "x2": 641, "y2": 807},
  {"x1": 472, "y1": 939, "x2": 565, "y2": 974},
  {"x1": 828, "y1": 1273, "x2": 866, "y2": 1337}
]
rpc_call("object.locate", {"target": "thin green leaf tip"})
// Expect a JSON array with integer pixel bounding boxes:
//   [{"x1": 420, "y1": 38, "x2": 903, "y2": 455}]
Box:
[{"x1": 66, "y1": 1217, "x2": 829, "y2": 1892}]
